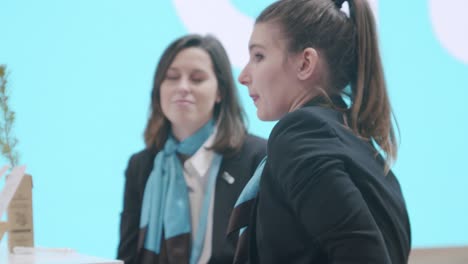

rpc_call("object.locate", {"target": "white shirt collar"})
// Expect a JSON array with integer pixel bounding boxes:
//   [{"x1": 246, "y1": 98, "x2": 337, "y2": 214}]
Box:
[{"x1": 184, "y1": 128, "x2": 217, "y2": 178}]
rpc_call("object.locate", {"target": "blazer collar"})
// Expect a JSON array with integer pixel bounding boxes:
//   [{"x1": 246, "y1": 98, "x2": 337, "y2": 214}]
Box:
[{"x1": 302, "y1": 94, "x2": 348, "y2": 125}]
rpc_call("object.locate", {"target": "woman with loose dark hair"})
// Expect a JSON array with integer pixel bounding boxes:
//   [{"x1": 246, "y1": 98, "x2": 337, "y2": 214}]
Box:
[
  {"x1": 118, "y1": 34, "x2": 266, "y2": 264},
  {"x1": 228, "y1": 0, "x2": 411, "y2": 263}
]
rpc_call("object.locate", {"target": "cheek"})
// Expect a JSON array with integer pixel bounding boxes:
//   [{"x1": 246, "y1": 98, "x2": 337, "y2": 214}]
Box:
[
  {"x1": 198, "y1": 82, "x2": 219, "y2": 104},
  {"x1": 264, "y1": 78, "x2": 290, "y2": 116},
  {"x1": 201, "y1": 92, "x2": 218, "y2": 112},
  {"x1": 257, "y1": 63, "x2": 280, "y2": 89},
  {"x1": 159, "y1": 86, "x2": 172, "y2": 112}
]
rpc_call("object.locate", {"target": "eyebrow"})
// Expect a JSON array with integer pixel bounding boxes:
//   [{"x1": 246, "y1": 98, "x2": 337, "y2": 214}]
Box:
[
  {"x1": 191, "y1": 69, "x2": 208, "y2": 75},
  {"x1": 167, "y1": 67, "x2": 208, "y2": 75},
  {"x1": 249, "y1": 43, "x2": 266, "y2": 51}
]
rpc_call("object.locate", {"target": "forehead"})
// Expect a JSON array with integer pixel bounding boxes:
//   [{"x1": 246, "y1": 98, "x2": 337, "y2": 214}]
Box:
[
  {"x1": 170, "y1": 47, "x2": 213, "y2": 70},
  {"x1": 249, "y1": 22, "x2": 286, "y2": 51}
]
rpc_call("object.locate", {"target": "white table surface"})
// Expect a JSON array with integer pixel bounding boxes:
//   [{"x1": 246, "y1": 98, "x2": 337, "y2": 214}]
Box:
[{"x1": 0, "y1": 241, "x2": 123, "y2": 264}]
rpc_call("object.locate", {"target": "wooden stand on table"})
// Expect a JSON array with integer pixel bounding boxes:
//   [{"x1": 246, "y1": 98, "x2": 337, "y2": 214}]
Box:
[
  {"x1": 0, "y1": 166, "x2": 34, "y2": 254},
  {"x1": 7, "y1": 174, "x2": 34, "y2": 252}
]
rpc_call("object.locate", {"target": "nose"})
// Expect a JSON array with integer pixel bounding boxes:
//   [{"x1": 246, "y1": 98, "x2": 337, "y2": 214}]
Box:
[
  {"x1": 177, "y1": 77, "x2": 191, "y2": 93},
  {"x1": 238, "y1": 65, "x2": 251, "y2": 86}
]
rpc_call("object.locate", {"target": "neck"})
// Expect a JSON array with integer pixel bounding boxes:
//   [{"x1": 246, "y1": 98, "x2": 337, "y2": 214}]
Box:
[
  {"x1": 288, "y1": 88, "x2": 319, "y2": 113},
  {"x1": 171, "y1": 118, "x2": 214, "y2": 142},
  {"x1": 172, "y1": 124, "x2": 201, "y2": 142}
]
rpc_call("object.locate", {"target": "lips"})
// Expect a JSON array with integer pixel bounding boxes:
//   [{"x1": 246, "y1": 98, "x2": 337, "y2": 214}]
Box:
[
  {"x1": 174, "y1": 99, "x2": 194, "y2": 104},
  {"x1": 250, "y1": 94, "x2": 259, "y2": 103}
]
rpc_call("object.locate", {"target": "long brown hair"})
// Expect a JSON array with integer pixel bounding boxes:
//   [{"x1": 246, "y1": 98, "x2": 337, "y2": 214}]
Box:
[
  {"x1": 144, "y1": 34, "x2": 247, "y2": 156},
  {"x1": 257, "y1": 0, "x2": 398, "y2": 168}
]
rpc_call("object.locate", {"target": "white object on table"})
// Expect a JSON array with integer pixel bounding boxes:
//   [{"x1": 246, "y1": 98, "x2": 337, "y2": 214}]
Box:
[
  {"x1": 0, "y1": 165, "x2": 26, "y2": 220},
  {"x1": 0, "y1": 242, "x2": 123, "y2": 264},
  {"x1": 0, "y1": 165, "x2": 9, "y2": 181},
  {"x1": 13, "y1": 246, "x2": 76, "y2": 254}
]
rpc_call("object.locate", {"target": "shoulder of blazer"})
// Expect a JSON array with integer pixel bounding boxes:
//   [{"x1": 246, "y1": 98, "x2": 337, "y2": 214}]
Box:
[
  {"x1": 226, "y1": 134, "x2": 267, "y2": 164},
  {"x1": 126, "y1": 146, "x2": 159, "y2": 191},
  {"x1": 130, "y1": 147, "x2": 158, "y2": 167},
  {"x1": 243, "y1": 134, "x2": 267, "y2": 155},
  {"x1": 219, "y1": 134, "x2": 267, "y2": 183},
  {"x1": 283, "y1": 106, "x2": 344, "y2": 130}
]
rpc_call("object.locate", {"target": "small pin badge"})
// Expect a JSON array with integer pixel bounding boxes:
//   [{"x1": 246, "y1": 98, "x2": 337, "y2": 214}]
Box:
[{"x1": 222, "y1": 172, "x2": 235, "y2": 184}]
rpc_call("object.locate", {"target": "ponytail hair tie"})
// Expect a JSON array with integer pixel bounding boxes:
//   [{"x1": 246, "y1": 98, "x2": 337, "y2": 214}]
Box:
[{"x1": 333, "y1": 0, "x2": 346, "y2": 8}]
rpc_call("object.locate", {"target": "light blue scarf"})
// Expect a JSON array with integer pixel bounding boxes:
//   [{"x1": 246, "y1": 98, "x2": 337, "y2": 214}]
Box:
[
  {"x1": 140, "y1": 119, "x2": 222, "y2": 263},
  {"x1": 232, "y1": 157, "x2": 267, "y2": 235}
]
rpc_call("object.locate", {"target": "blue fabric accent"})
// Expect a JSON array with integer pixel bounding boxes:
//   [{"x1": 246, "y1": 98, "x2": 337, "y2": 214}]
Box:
[
  {"x1": 140, "y1": 119, "x2": 216, "y2": 256},
  {"x1": 233, "y1": 157, "x2": 266, "y2": 235},
  {"x1": 234, "y1": 157, "x2": 266, "y2": 207}
]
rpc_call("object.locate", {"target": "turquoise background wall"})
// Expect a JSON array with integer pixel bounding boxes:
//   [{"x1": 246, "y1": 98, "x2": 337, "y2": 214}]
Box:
[{"x1": 0, "y1": 0, "x2": 467, "y2": 258}]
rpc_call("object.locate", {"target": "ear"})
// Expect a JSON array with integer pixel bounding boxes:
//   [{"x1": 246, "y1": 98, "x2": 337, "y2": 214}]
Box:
[{"x1": 296, "y1": 47, "x2": 318, "y2": 81}]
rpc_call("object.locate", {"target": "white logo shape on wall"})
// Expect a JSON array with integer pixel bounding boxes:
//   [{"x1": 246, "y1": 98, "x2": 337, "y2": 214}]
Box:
[
  {"x1": 172, "y1": 0, "x2": 254, "y2": 68},
  {"x1": 342, "y1": 0, "x2": 378, "y2": 20},
  {"x1": 173, "y1": 0, "x2": 379, "y2": 68},
  {"x1": 430, "y1": 0, "x2": 468, "y2": 64}
]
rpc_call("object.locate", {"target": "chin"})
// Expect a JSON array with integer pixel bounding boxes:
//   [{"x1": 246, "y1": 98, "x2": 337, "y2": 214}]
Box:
[
  {"x1": 168, "y1": 113, "x2": 192, "y2": 124},
  {"x1": 257, "y1": 112, "x2": 274, "y2": 122},
  {"x1": 257, "y1": 109, "x2": 284, "y2": 122}
]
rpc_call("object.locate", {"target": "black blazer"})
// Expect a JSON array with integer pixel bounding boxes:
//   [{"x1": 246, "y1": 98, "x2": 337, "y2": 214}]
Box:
[
  {"x1": 118, "y1": 134, "x2": 267, "y2": 264},
  {"x1": 244, "y1": 105, "x2": 411, "y2": 263}
]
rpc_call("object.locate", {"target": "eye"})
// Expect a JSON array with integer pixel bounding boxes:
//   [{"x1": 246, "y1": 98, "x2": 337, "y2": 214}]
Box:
[
  {"x1": 164, "y1": 69, "x2": 180, "y2": 80},
  {"x1": 253, "y1": 53, "x2": 264, "y2": 62},
  {"x1": 191, "y1": 77, "x2": 205, "y2": 84},
  {"x1": 191, "y1": 72, "x2": 207, "y2": 84},
  {"x1": 165, "y1": 74, "x2": 179, "y2": 81}
]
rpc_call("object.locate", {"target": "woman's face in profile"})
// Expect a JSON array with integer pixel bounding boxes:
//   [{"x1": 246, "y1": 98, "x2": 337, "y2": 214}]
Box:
[
  {"x1": 160, "y1": 47, "x2": 220, "y2": 140},
  {"x1": 238, "y1": 22, "x2": 301, "y2": 121}
]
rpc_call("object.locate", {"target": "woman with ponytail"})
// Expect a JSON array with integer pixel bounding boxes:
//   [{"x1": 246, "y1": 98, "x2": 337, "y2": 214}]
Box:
[
  {"x1": 229, "y1": 0, "x2": 411, "y2": 263},
  {"x1": 117, "y1": 34, "x2": 267, "y2": 264}
]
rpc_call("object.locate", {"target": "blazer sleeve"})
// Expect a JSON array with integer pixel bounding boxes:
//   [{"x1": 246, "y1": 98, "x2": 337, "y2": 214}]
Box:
[
  {"x1": 268, "y1": 109, "x2": 392, "y2": 263},
  {"x1": 117, "y1": 154, "x2": 141, "y2": 264}
]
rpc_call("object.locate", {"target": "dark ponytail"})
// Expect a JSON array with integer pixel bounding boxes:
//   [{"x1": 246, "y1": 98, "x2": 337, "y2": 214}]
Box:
[{"x1": 348, "y1": 0, "x2": 398, "y2": 170}]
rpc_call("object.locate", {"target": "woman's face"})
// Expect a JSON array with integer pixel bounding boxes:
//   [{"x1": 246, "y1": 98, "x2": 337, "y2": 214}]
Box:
[
  {"x1": 238, "y1": 22, "x2": 304, "y2": 121},
  {"x1": 160, "y1": 47, "x2": 220, "y2": 140}
]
